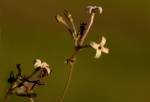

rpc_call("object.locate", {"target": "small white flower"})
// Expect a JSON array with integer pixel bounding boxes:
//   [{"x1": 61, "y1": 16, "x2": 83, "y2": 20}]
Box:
[
  {"x1": 34, "y1": 59, "x2": 51, "y2": 74},
  {"x1": 90, "y1": 36, "x2": 109, "y2": 59},
  {"x1": 86, "y1": 6, "x2": 103, "y2": 14}
]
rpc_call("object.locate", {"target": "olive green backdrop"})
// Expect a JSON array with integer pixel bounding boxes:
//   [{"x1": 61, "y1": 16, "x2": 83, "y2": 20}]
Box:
[{"x1": 1, "y1": 0, "x2": 150, "y2": 102}]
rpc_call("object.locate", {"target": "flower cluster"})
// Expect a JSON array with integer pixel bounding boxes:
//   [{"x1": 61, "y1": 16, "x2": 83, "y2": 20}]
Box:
[
  {"x1": 56, "y1": 5, "x2": 109, "y2": 102},
  {"x1": 5, "y1": 59, "x2": 52, "y2": 101}
]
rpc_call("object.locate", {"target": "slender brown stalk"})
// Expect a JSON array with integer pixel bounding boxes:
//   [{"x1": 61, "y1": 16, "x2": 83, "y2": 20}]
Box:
[
  {"x1": 64, "y1": 10, "x2": 77, "y2": 36},
  {"x1": 59, "y1": 64, "x2": 74, "y2": 102},
  {"x1": 59, "y1": 48, "x2": 80, "y2": 102}
]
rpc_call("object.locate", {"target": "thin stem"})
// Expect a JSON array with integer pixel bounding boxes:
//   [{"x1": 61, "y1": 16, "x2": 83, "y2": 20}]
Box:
[
  {"x1": 81, "y1": 45, "x2": 91, "y2": 49},
  {"x1": 70, "y1": 19, "x2": 77, "y2": 37},
  {"x1": 29, "y1": 98, "x2": 34, "y2": 102},
  {"x1": 61, "y1": 20, "x2": 72, "y2": 34},
  {"x1": 59, "y1": 64, "x2": 74, "y2": 102},
  {"x1": 79, "y1": 13, "x2": 95, "y2": 46},
  {"x1": 64, "y1": 10, "x2": 77, "y2": 36},
  {"x1": 26, "y1": 67, "x2": 41, "y2": 80},
  {"x1": 59, "y1": 48, "x2": 80, "y2": 102},
  {"x1": 4, "y1": 91, "x2": 10, "y2": 102}
]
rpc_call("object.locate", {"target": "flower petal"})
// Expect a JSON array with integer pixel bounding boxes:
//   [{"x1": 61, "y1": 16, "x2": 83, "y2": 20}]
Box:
[
  {"x1": 86, "y1": 6, "x2": 93, "y2": 13},
  {"x1": 97, "y1": 7, "x2": 103, "y2": 14},
  {"x1": 95, "y1": 49, "x2": 101, "y2": 59},
  {"x1": 90, "y1": 41, "x2": 99, "y2": 50},
  {"x1": 101, "y1": 47, "x2": 109, "y2": 54},
  {"x1": 41, "y1": 62, "x2": 51, "y2": 74},
  {"x1": 33, "y1": 59, "x2": 42, "y2": 68},
  {"x1": 100, "y1": 36, "x2": 106, "y2": 46}
]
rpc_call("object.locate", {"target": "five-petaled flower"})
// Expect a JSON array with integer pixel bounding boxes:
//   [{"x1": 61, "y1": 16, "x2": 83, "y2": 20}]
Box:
[
  {"x1": 90, "y1": 36, "x2": 109, "y2": 59},
  {"x1": 86, "y1": 6, "x2": 103, "y2": 14},
  {"x1": 34, "y1": 59, "x2": 51, "y2": 75}
]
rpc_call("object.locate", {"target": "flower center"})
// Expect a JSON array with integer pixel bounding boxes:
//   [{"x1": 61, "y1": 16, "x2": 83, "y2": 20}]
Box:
[{"x1": 98, "y1": 46, "x2": 102, "y2": 50}]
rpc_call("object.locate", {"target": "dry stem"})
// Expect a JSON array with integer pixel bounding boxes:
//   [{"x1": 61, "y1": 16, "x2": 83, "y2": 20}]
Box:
[{"x1": 58, "y1": 12, "x2": 95, "y2": 102}]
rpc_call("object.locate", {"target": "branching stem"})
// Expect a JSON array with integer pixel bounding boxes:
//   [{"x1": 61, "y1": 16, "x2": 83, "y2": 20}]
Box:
[{"x1": 59, "y1": 11, "x2": 95, "y2": 102}]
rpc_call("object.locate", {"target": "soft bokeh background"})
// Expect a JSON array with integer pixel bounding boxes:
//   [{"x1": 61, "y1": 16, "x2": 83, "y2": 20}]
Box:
[{"x1": 1, "y1": 0, "x2": 150, "y2": 102}]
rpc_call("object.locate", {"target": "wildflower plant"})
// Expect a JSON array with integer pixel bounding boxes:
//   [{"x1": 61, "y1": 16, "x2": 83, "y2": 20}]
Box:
[
  {"x1": 4, "y1": 6, "x2": 109, "y2": 102},
  {"x1": 56, "y1": 6, "x2": 109, "y2": 102}
]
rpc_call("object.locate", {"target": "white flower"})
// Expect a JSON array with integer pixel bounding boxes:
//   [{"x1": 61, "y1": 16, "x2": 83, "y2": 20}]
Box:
[
  {"x1": 90, "y1": 36, "x2": 109, "y2": 59},
  {"x1": 86, "y1": 6, "x2": 103, "y2": 14},
  {"x1": 33, "y1": 59, "x2": 51, "y2": 74}
]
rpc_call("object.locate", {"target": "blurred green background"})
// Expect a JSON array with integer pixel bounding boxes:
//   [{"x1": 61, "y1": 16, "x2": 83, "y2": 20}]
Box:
[{"x1": 1, "y1": 0, "x2": 150, "y2": 102}]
